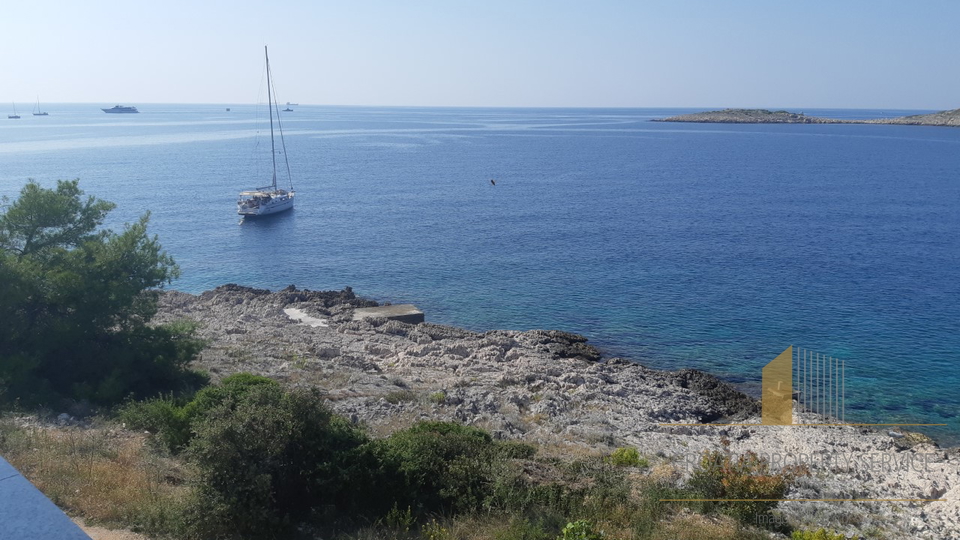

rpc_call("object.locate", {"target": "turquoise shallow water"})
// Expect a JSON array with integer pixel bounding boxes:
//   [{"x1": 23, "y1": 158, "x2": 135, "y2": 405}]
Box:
[{"x1": 1, "y1": 105, "x2": 958, "y2": 442}]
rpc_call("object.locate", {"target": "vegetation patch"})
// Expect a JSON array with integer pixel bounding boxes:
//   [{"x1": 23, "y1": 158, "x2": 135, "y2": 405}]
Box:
[
  {"x1": 384, "y1": 388, "x2": 419, "y2": 404},
  {"x1": 0, "y1": 418, "x2": 189, "y2": 537},
  {"x1": 605, "y1": 447, "x2": 648, "y2": 468},
  {"x1": 0, "y1": 180, "x2": 206, "y2": 406},
  {"x1": 119, "y1": 372, "x2": 278, "y2": 453},
  {"x1": 686, "y1": 441, "x2": 809, "y2": 527}
]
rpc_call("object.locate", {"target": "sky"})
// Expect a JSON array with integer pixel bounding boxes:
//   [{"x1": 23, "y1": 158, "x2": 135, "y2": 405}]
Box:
[{"x1": 2, "y1": 0, "x2": 958, "y2": 109}]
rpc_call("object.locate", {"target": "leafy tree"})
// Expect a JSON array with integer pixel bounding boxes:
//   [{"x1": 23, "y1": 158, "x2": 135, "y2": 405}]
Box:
[{"x1": 0, "y1": 179, "x2": 204, "y2": 405}]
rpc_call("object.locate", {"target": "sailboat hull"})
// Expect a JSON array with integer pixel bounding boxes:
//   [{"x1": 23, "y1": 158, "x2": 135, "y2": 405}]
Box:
[{"x1": 238, "y1": 191, "x2": 295, "y2": 216}]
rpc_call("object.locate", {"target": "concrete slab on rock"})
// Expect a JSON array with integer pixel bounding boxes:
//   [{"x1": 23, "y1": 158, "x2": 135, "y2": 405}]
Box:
[{"x1": 353, "y1": 304, "x2": 424, "y2": 324}]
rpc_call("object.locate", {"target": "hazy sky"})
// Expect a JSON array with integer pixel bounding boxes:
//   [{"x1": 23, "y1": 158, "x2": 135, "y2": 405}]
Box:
[{"x1": 3, "y1": 0, "x2": 958, "y2": 109}]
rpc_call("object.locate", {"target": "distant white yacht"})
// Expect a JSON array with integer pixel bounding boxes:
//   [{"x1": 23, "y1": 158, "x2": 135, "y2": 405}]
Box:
[
  {"x1": 238, "y1": 46, "x2": 295, "y2": 217},
  {"x1": 102, "y1": 105, "x2": 139, "y2": 113}
]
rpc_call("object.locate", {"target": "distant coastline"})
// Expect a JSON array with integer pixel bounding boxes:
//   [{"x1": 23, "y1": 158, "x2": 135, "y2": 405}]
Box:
[{"x1": 654, "y1": 107, "x2": 960, "y2": 127}]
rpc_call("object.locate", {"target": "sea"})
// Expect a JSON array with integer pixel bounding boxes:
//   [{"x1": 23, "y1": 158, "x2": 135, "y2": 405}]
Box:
[{"x1": 1, "y1": 104, "x2": 958, "y2": 443}]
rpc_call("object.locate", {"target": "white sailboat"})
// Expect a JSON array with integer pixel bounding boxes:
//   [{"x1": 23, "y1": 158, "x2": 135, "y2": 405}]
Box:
[
  {"x1": 33, "y1": 97, "x2": 48, "y2": 116},
  {"x1": 238, "y1": 46, "x2": 295, "y2": 217}
]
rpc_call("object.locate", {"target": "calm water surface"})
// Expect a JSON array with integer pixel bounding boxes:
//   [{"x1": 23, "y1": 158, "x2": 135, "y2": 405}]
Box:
[{"x1": 2, "y1": 105, "x2": 958, "y2": 442}]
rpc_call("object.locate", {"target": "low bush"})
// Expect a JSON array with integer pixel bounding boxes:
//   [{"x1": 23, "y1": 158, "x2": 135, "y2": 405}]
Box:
[
  {"x1": 119, "y1": 372, "x2": 278, "y2": 452},
  {"x1": 117, "y1": 393, "x2": 191, "y2": 453},
  {"x1": 493, "y1": 517, "x2": 555, "y2": 540},
  {"x1": 558, "y1": 519, "x2": 604, "y2": 540},
  {"x1": 181, "y1": 372, "x2": 278, "y2": 419},
  {"x1": 420, "y1": 518, "x2": 452, "y2": 540},
  {"x1": 383, "y1": 503, "x2": 415, "y2": 534},
  {"x1": 384, "y1": 388, "x2": 418, "y2": 404},
  {"x1": 374, "y1": 421, "x2": 502, "y2": 515},
  {"x1": 498, "y1": 439, "x2": 538, "y2": 460},
  {"x1": 185, "y1": 384, "x2": 373, "y2": 538},
  {"x1": 606, "y1": 447, "x2": 648, "y2": 468},
  {"x1": 686, "y1": 447, "x2": 808, "y2": 525}
]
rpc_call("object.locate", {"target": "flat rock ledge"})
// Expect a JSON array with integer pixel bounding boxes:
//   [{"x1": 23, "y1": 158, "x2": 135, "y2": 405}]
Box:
[{"x1": 155, "y1": 284, "x2": 960, "y2": 539}]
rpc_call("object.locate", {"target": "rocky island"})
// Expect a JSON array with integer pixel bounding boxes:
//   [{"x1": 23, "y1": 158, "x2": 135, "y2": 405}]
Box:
[
  {"x1": 655, "y1": 107, "x2": 960, "y2": 127},
  {"x1": 654, "y1": 109, "x2": 842, "y2": 124},
  {"x1": 150, "y1": 284, "x2": 960, "y2": 539}
]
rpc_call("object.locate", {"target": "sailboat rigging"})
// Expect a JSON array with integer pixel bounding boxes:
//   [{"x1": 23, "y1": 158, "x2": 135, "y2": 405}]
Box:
[
  {"x1": 33, "y1": 96, "x2": 48, "y2": 116},
  {"x1": 8, "y1": 102, "x2": 20, "y2": 119},
  {"x1": 237, "y1": 45, "x2": 295, "y2": 216}
]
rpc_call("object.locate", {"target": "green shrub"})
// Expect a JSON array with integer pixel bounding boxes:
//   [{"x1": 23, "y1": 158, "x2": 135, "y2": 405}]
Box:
[
  {"x1": 606, "y1": 447, "x2": 648, "y2": 468},
  {"x1": 120, "y1": 373, "x2": 278, "y2": 453},
  {"x1": 383, "y1": 503, "x2": 415, "y2": 533},
  {"x1": 494, "y1": 517, "x2": 554, "y2": 540},
  {"x1": 686, "y1": 448, "x2": 807, "y2": 525},
  {"x1": 498, "y1": 440, "x2": 538, "y2": 460},
  {"x1": 181, "y1": 372, "x2": 278, "y2": 419},
  {"x1": 487, "y1": 454, "x2": 634, "y2": 528},
  {"x1": 558, "y1": 519, "x2": 604, "y2": 540},
  {"x1": 429, "y1": 391, "x2": 447, "y2": 404},
  {"x1": 118, "y1": 394, "x2": 191, "y2": 452},
  {"x1": 184, "y1": 384, "x2": 373, "y2": 538},
  {"x1": 384, "y1": 389, "x2": 418, "y2": 404},
  {"x1": 374, "y1": 421, "x2": 502, "y2": 515},
  {"x1": 792, "y1": 529, "x2": 858, "y2": 540},
  {"x1": 421, "y1": 518, "x2": 452, "y2": 540}
]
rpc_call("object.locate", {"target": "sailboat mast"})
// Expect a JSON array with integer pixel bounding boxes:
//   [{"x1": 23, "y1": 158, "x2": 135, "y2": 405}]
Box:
[{"x1": 265, "y1": 45, "x2": 278, "y2": 191}]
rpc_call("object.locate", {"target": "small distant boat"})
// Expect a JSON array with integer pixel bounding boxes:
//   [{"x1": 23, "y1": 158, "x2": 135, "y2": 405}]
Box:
[
  {"x1": 238, "y1": 46, "x2": 295, "y2": 217},
  {"x1": 282, "y1": 107, "x2": 293, "y2": 112},
  {"x1": 8, "y1": 102, "x2": 20, "y2": 119},
  {"x1": 286, "y1": 102, "x2": 298, "y2": 106},
  {"x1": 33, "y1": 96, "x2": 48, "y2": 116},
  {"x1": 226, "y1": 107, "x2": 231, "y2": 112},
  {"x1": 102, "y1": 105, "x2": 139, "y2": 114}
]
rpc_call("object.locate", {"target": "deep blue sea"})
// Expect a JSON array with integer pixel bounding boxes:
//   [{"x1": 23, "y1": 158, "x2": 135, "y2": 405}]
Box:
[{"x1": 2, "y1": 104, "x2": 958, "y2": 442}]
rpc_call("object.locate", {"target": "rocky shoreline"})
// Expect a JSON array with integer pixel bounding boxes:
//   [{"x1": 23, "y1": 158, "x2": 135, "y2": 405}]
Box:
[
  {"x1": 654, "y1": 107, "x2": 960, "y2": 127},
  {"x1": 155, "y1": 284, "x2": 960, "y2": 538}
]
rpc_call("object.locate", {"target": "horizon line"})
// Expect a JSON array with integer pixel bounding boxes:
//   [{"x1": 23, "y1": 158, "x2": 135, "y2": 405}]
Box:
[{"x1": 4, "y1": 102, "x2": 952, "y2": 112}]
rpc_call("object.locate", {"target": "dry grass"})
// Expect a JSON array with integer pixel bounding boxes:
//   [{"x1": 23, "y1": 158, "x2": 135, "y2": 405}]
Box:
[
  {"x1": 654, "y1": 511, "x2": 746, "y2": 540},
  {"x1": 365, "y1": 409, "x2": 432, "y2": 438},
  {"x1": 444, "y1": 514, "x2": 539, "y2": 540},
  {"x1": 0, "y1": 418, "x2": 189, "y2": 532},
  {"x1": 72, "y1": 518, "x2": 151, "y2": 540},
  {"x1": 531, "y1": 438, "x2": 608, "y2": 461},
  {"x1": 297, "y1": 368, "x2": 355, "y2": 390}
]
